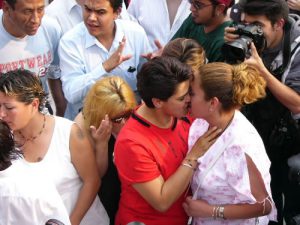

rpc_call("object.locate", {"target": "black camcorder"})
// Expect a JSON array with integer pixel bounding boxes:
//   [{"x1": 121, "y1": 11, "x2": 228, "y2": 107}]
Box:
[{"x1": 222, "y1": 23, "x2": 267, "y2": 64}]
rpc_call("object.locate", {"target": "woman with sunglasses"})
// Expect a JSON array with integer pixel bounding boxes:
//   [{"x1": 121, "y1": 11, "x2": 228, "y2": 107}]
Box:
[{"x1": 74, "y1": 76, "x2": 137, "y2": 225}]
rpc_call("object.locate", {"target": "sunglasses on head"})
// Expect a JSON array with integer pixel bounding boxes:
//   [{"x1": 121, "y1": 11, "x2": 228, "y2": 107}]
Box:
[{"x1": 188, "y1": 0, "x2": 214, "y2": 10}]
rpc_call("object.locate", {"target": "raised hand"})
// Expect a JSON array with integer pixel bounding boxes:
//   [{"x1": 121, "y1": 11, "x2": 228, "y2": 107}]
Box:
[
  {"x1": 103, "y1": 36, "x2": 132, "y2": 72},
  {"x1": 187, "y1": 126, "x2": 222, "y2": 160},
  {"x1": 287, "y1": 0, "x2": 300, "y2": 11},
  {"x1": 244, "y1": 43, "x2": 268, "y2": 76},
  {"x1": 141, "y1": 39, "x2": 164, "y2": 60},
  {"x1": 90, "y1": 114, "x2": 113, "y2": 146}
]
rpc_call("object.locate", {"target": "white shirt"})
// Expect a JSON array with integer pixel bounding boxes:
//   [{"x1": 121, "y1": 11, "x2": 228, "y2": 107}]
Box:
[
  {"x1": 188, "y1": 111, "x2": 277, "y2": 225},
  {"x1": 46, "y1": 0, "x2": 131, "y2": 34},
  {"x1": 45, "y1": 0, "x2": 83, "y2": 34},
  {"x1": 127, "y1": 0, "x2": 191, "y2": 51},
  {"x1": 59, "y1": 19, "x2": 151, "y2": 115},
  {"x1": 22, "y1": 116, "x2": 109, "y2": 225},
  {"x1": 46, "y1": 0, "x2": 132, "y2": 120},
  {"x1": 0, "y1": 160, "x2": 71, "y2": 225},
  {"x1": 0, "y1": 11, "x2": 62, "y2": 92}
]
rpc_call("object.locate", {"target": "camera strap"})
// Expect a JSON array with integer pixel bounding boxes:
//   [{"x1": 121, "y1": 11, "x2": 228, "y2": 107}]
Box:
[
  {"x1": 272, "y1": 20, "x2": 292, "y2": 76},
  {"x1": 273, "y1": 17, "x2": 300, "y2": 77}
]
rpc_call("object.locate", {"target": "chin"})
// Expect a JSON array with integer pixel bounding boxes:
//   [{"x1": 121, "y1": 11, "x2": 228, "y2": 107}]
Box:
[{"x1": 27, "y1": 30, "x2": 39, "y2": 36}]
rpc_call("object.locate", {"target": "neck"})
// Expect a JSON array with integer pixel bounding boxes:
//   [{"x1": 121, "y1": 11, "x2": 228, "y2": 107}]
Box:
[
  {"x1": 268, "y1": 29, "x2": 284, "y2": 50},
  {"x1": 16, "y1": 113, "x2": 45, "y2": 141},
  {"x1": 96, "y1": 22, "x2": 116, "y2": 50},
  {"x1": 208, "y1": 110, "x2": 235, "y2": 132},
  {"x1": 137, "y1": 104, "x2": 173, "y2": 129},
  {"x1": 204, "y1": 14, "x2": 229, "y2": 33}
]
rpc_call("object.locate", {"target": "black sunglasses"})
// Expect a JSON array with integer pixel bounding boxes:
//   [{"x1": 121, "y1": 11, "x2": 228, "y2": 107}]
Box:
[
  {"x1": 188, "y1": 0, "x2": 214, "y2": 10},
  {"x1": 111, "y1": 111, "x2": 132, "y2": 124}
]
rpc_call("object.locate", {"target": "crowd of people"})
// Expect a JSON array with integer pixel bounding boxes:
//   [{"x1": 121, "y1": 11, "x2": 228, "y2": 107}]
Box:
[{"x1": 0, "y1": 0, "x2": 300, "y2": 225}]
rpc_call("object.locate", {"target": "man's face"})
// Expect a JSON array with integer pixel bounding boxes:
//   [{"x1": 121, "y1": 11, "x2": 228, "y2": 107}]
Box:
[
  {"x1": 160, "y1": 80, "x2": 191, "y2": 118},
  {"x1": 3, "y1": 0, "x2": 45, "y2": 38},
  {"x1": 189, "y1": 0, "x2": 216, "y2": 25},
  {"x1": 243, "y1": 14, "x2": 283, "y2": 49},
  {"x1": 83, "y1": 0, "x2": 119, "y2": 40}
]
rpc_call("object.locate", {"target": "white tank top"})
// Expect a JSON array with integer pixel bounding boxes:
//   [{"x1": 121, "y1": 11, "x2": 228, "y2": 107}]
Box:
[{"x1": 23, "y1": 116, "x2": 109, "y2": 225}]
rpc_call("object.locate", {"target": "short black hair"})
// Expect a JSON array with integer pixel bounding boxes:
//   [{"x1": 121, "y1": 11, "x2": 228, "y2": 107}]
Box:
[
  {"x1": 137, "y1": 56, "x2": 192, "y2": 108},
  {"x1": 108, "y1": 0, "x2": 123, "y2": 12},
  {"x1": 241, "y1": 0, "x2": 289, "y2": 25},
  {"x1": 0, "y1": 120, "x2": 22, "y2": 171},
  {"x1": 4, "y1": 0, "x2": 17, "y2": 9}
]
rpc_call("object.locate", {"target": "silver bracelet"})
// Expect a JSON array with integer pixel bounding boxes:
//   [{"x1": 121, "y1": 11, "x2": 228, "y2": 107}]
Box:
[
  {"x1": 218, "y1": 206, "x2": 225, "y2": 219},
  {"x1": 181, "y1": 163, "x2": 195, "y2": 170}
]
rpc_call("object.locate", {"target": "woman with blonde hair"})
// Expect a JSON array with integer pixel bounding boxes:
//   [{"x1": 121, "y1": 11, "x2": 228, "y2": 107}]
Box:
[
  {"x1": 74, "y1": 76, "x2": 137, "y2": 225},
  {"x1": 184, "y1": 62, "x2": 277, "y2": 224},
  {"x1": 0, "y1": 69, "x2": 108, "y2": 225}
]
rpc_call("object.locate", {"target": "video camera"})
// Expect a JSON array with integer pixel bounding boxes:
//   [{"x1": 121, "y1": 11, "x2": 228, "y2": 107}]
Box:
[{"x1": 222, "y1": 23, "x2": 267, "y2": 64}]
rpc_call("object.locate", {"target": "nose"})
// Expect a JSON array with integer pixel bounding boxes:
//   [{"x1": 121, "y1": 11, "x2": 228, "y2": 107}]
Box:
[
  {"x1": 0, "y1": 107, "x2": 7, "y2": 119},
  {"x1": 185, "y1": 93, "x2": 191, "y2": 102},
  {"x1": 88, "y1": 12, "x2": 97, "y2": 21},
  {"x1": 30, "y1": 11, "x2": 40, "y2": 24}
]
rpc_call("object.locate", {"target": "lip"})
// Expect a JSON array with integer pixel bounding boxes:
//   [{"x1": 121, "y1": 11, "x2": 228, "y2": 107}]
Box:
[
  {"x1": 28, "y1": 26, "x2": 39, "y2": 33},
  {"x1": 87, "y1": 23, "x2": 99, "y2": 29}
]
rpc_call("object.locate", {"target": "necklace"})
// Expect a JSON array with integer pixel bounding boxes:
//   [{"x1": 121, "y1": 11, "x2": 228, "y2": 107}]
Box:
[{"x1": 18, "y1": 114, "x2": 46, "y2": 144}]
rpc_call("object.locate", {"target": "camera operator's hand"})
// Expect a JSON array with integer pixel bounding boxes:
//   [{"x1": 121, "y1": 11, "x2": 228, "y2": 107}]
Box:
[
  {"x1": 224, "y1": 27, "x2": 239, "y2": 42},
  {"x1": 244, "y1": 43, "x2": 269, "y2": 77}
]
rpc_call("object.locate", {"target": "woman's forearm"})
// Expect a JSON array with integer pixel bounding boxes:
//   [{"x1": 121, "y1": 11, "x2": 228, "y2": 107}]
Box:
[{"x1": 70, "y1": 178, "x2": 100, "y2": 225}]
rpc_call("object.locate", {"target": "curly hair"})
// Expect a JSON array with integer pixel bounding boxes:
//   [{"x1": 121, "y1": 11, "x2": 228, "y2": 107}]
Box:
[{"x1": 195, "y1": 62, "x2": 266, "y2": 111}]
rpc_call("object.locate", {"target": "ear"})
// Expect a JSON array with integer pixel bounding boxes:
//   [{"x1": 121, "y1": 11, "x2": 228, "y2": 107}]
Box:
[
  {"x1": 274, "y1": 18, "x2": 285, "y2": 30},
  {"x1": 114, "y1": 6, "x2": 122, "y2": 20},
  {"x1": 209, "y1": 97, "x2": 220, "y2": 112},
  {"x1": 2, "y1": 1, "x2": 12, "y2": 14},
  {"x1": 31, "y1": 98, "x2": 40, "y2": 111},
  {"x1": 152, "y1": 98, "x2": 163, "y2": 109},
  {"x1": 215, "y1": 4, "x2": 226, "y2": 16}
]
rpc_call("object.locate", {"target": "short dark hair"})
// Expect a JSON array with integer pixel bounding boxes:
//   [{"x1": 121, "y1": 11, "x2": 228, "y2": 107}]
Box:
[
  {"x1": 241, "y1": 0, "x2": 289, "y2": 25},
  {"x1": 0, "y1": 120, "x2": 22, "y2": 171},
  {"x1": 0, "y1": 69, "x2": 47, "y2": 112},
  {"x1": 108, "y1": 0, "x2": 123, "y2": 12},
  {"x1": 4, "y1": 0, "x2": 17, "y2": 9},
  {"x1": 137, "y1": 56, "x2": 192, "y2": 108}
]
